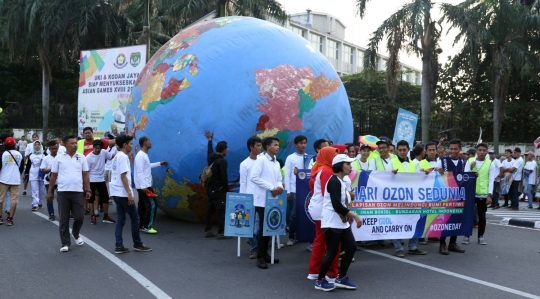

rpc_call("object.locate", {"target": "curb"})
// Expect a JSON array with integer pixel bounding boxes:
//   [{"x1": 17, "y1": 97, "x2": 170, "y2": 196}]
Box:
[{"x1": 500, "y1": 218, "x2": 540, "y2": 229}]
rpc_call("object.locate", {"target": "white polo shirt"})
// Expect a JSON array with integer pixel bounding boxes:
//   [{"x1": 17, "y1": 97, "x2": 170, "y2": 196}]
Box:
[
  {"x1": 87, "y1": 150, "x2": 113, "y2": 182},
  {"x1": 110, "y1": 151, "x2": 132, "y2": 197},
  {"x1": 51, "y1": 152, "x2": 89, "y2": 192}
]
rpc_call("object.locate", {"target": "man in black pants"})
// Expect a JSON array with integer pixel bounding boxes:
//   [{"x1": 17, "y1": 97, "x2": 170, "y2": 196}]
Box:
[
  {"x1": 204, "y1": 131, "x2": 230, "y2": 239},
  {"x1": 437, "y1": 138, "x2": 466, "y2": 255}
]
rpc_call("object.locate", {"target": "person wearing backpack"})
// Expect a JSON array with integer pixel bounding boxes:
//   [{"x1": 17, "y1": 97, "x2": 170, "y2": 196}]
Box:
[
  {"x1": 0, "y1": 137, "x2": 25, "y2": 226},
  {"x1": 203, "y1": 131, "x2": 230, "y2": 239},
  {"x1": 25, "y1": 140, "x2": 45, "y2": 211}
]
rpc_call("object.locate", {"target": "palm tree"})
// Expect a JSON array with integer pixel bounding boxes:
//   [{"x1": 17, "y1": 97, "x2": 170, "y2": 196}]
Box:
[
  {"x1": 441, "y1": 0, "x2": 540, "y2": 152},
  {"x1": 1, "y1": 0, "x2": 131, "y2": 139},
  {"x1": 356, "y1": 0, "x2": 442, "y2": 144}
]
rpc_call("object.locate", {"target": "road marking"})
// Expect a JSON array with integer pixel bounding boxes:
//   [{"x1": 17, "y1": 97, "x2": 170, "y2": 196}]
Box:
[
  {"x1": 488, "y1": 222, "x2": 540, "y2": 231},
  {"x1": 361, "y1": 248, "x2": 540, "y2": 299},
  {"x1": 34, "y1": 212, "x2": 172, "y2": 299}
]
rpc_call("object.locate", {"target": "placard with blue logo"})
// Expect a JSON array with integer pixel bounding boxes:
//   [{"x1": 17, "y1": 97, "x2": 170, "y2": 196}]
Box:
[
  {"x1": 351, "y1": 171, "x2": 476, "y2": 240},
  {"x1": 224, "y1": 193, "x2": 254, "y2": 238},
  {"x1": 295, "y1": 169, "x2": 315, "y2": 243},
  {"x1": 263, "y1": 190, "x2": 287, "y2": 237}
]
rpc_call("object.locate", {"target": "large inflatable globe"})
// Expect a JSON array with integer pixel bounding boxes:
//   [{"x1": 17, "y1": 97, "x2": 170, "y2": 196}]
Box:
[{"x1": 126, "y1": 17, "x2": 353, "y2": 222}]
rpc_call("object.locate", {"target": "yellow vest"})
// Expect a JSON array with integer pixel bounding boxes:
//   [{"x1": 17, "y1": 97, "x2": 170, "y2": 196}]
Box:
[
  {"x1": 419, "y1": 159, "x2": 438, "y2": 170},
  {"x1": 391, "y1": 157, "x2": 417, "y2": 173},
  {"x1": 468, "y1": 158, "x2": 491, "y2": 196},
  {"x1": 77, "y1": 138, "x2": 100, "y2": 154}
]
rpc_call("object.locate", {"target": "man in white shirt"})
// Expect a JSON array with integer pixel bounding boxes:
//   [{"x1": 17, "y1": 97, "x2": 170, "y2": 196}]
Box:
[
  {"x1": 523, "y1": 151, "x2": 537, "y2": 209},
  {"x1": 22, "y1": 133, "x2": 40, "y2": 196},
  {"x1": 240, "y1": 136, "x2": 262, "y2": 259},
  {"x1": 508, "y1": 147, "x2": 524, "y2": 210},
  {"x1": 47, "y1": 136, "x2": 91, "y2": 252},
  {"x1": 500, "y1": 149, "x2": 515, "y2": 207},
  {"x1": 284, "y1": 135, "x2": 308, "y2": 246},
  {"x1": 110, "y1": 135, "x2": 151, "y2": 254},
  {"x1": 86, "y1": 140, "x2": 115, "y2": 225},
  {"x1": 0, "y1": 137, "x2": 25, "y2": 226},
  {"x1": 46, "y1": 137, "x2": 67, "y2": 155},
  {"x1": 249, "y1": 137, "x2": 284, "y2": 269},
  {"x1": 488, "y1": 150, "x2": 503, "y2": 209},
  {"x1": 17, "y1": 135, "x2": 28, "y2": 156},
  {"x1": 41, "y1": 140, "x2": 59, "y2": 221},
  {"x1": 134, "y1": 136, "x2": 167, "y2": 234}
]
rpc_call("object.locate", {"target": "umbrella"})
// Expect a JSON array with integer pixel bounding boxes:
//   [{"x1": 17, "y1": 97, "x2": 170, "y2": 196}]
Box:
[
  {"x1": 535, "y1": 136, "x2": 540, "y2": 149},
  {"x1": 358, "y1": 135, "x2": 379, "y2": 149}
]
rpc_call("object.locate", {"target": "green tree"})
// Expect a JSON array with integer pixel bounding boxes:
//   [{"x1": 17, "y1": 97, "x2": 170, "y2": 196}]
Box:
[
  {"x1": 0, "y1": 0, "x2": 131, "y2": 139},
  {"x1": 441, "y1": 0, "x2": 540, "y2": 152},
  {"x1": 356, "y1": 0, "x2": 442, "y2": 144}
]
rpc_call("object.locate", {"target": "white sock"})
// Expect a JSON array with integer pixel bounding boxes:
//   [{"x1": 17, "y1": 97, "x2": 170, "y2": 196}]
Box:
[{"x1": 94, "y1": 209, "x2": 99, "y2": 215}]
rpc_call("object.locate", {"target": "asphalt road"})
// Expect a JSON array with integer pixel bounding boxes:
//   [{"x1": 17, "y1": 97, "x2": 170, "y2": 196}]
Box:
[{"x1": 1, "y1": 186, "x2": 540, "y2": 299}]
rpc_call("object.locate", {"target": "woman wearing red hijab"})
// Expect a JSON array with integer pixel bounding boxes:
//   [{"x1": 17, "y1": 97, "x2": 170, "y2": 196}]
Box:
[{"x1": 307, "y1": 147, "x2": 339, "y2": 282}]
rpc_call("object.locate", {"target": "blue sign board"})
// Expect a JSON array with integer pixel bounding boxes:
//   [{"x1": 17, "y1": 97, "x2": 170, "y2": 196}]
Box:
[
  {"x1": 263, "y1": 190, "x2": 287, "y2": 236},
  {"x1": 224, "y1": 193, "x2": 255, "y2": 238},
  {"x1": 392, "y1": 108, "x2": 419, "y2": 147}
]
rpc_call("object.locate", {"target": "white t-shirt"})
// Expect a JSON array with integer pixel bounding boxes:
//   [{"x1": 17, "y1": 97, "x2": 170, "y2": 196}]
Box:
[
  {"x1": 17, "y1": 140, "x2": 28, "y2": 152},
  {"x1": 284, "y1": 152, "x2": 308, "y2": 194},
  {"x1": 0, "y1": 150, "x2": 23, "y2": 185},
  {"x1": 134, "y1": 150, "x2": 161, "y2": 189},
  {"x1": 502, "y1": 158, "x2": 514, "y2": 172},
  {"x1": 513, "y1": 157, "x2": 524, "y2": 181},
  {"x1": 40, "y1": 154, "x2": 57, "y2": 185},
  {"x1": 51, "y1": 152, "x2": 89, "y2": 192},
  {"x1": 239, "y1": 156, "x2": 257, "y2": 194},
  {"x1": 489, "y1": 158, "x2": 503, "y2": 183},
  {"x1": 24, "y1": 146, "x2": 33, "y2": 157},
  {"x1": 110, "y1": 151, "x2": 132, "y2": 197},
  {"x1": 46, "y1": 145, "x2": 66, "y2": 155},
  {"x1": 358, "y1": 160, "x2": 369, "y2": 170},
  {"x1": 524, "y1": 161, "x2": 537, "y2": 185},
  {"x1": 86, "y1": 150, "x2": 113, "y2": 182},
  {"x1": 104, "y1": 146, "x2": 118, "y2": 171},
  {"x1": 28, "y1": 153, "x2": 44, "y2": 181},
  {"x1": 368, "y1": 156, "x2": 394, "y2": 171},
  {"x1": 321, "y1": 175, "x2": 351, "y2": 229}
]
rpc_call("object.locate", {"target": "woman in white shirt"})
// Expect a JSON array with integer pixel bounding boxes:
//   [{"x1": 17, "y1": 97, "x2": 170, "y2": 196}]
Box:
[
  {"x1": 315, "y1": 154, "x2": 362, "y2": 292},
  {"x1": 24, "y1": 141, "x2": 45, "y2": 211}
]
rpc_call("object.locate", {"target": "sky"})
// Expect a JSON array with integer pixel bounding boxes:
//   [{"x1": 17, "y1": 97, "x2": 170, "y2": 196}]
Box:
[{"x1": 279, "y1": 0, "x2": 465, "y2": 69}]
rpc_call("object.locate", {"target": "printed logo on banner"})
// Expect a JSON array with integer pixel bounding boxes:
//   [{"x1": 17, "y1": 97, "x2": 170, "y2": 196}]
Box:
[
  {"x1": 114, "y1": 54, "x2": 128, "y2": 69},
  {"x1": 304, "y1": 191, "x2": 314, "y2": 223},
  {"x1": 263, "y1": 190, "x2": 287, "y2": 236},
  {"x1": 298, "y1": 171, "x2": 306, "y2": 180},
  {"x1": 463, "y1": 174, "x2": 470, "y2": 181},
  {"x1": 130, "y1": 52, "x2": 141, "y2": 67},
  {"x1": 224, "y1": 193, "x2": 254, "y2": 237},
  {"x1": 456, "y1": 174, "x2": 463, "y2": 182}
]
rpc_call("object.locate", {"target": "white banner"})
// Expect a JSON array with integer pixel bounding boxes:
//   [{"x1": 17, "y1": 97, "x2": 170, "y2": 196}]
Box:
[{"x1": 78, "y1": 45, "x2": 146, "y2": 136}]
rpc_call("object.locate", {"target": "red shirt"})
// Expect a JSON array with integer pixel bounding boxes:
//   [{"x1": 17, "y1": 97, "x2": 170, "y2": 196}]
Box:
[{"x1": 82, "y1": 138, "x2": 109, "y2": 156}]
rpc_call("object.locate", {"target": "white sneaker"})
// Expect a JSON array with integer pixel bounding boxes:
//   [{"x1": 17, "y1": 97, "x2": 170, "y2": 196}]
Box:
[
  {"x1": 462, "y1": 236, "x2": 470, "y2": 245},
  {"x1": 72, "y1": 234, "x2": 84, "y2": 246},
  {"x1": 60, "y1": 246, "x2": 69, "y2": 252},
  {"x1": 287, "y1": 238, "x2": 295, "y2": 246},
  {"x1": 478, "y1": 236, "x2": 487, "y2": 245}
]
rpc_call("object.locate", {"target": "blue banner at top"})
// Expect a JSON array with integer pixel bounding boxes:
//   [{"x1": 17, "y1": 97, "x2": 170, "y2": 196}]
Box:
[{"x1": 392, "y1": 108, "x2": 418, "y2": 147}]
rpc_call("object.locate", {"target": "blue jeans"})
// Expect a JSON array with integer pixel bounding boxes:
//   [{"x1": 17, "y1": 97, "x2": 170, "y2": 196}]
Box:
[
  {"x1": 249, "y1": 212, "x2": 259, "y2": 251},
  {"x1": 288, "y1": 193, "x2": 296, "y2": 238},
  {"x1": 392, "y1": 238, "x2": 418, "y2": 252},
  {"x1": 525, "y1": 184, "x2": 534, "y2": 207},
  {"x1": 44, "y1": 185, "x2": 56, "y2": 215},
  {"x1": 113, "y1": 196, "x2": 142, "y2": 248}
]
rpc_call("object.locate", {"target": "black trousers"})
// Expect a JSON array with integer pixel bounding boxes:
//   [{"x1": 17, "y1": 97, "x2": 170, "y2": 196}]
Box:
[
  {"x1": 440, "y1": 236, "x2": 457, "y2": 245},
  {"x1": 256, "y1": 207, "x2": 269, "y2": 259},
  {"x1": 137, "y1": 187, "x2": 157, "y2": 229},
  {"x1": 205, "y1": 188, "x2": 225, "y2": 234},
  {"x1": 318, "y1": 226, "x2": 356, "y2": 280},
  {"x1": 472, "y1": 197, "x2": 487, "y2": 237}
]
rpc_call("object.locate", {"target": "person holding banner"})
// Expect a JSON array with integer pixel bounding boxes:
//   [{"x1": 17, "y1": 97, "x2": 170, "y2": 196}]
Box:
[
  {"x1": 284, "y1": 135, "x2": 309, "y2": 246},
  {"x1": 239, "y1": 136, "x2": 262, "y2": 259},
  {"x1": 249, "y1": 137, "x2": 284, "y2": 269},
  {"x1": 463, "y1": 143, "x2": 493, "y2": 246},
  {"x1": 307, "y1": 146, "x2": 339, "y2": 282},
  {"x1": 437, "y1": 138, "x2": 467, "y2": 254},
  {"x1": 387, "y1": 140, "x2": 427, "y2": 258},
  {"x1": 314, "y1": 154, "x2": 362, "y2": 292}
]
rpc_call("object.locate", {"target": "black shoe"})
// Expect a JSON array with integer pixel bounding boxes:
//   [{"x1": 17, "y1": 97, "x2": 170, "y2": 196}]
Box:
[
  {"x1": 134, "y1": 244, "x2": 152, "y2": 252},
  {"x1": 257, "y1": 258, "x2": 268, "y2": 269},
  {"x1": 439, "y1": 244, "x2": 449, "y2": 255},
  {"x1": 501, "y1": 204, "x2": 509, "y2": 207},
  {"x1": 115, "y1": 247, "x2": 129, "y2": 254},
  {"x1": 448, "y1": 243, "x2": 465, "y2": 253},
  {"x1": 85, "y1": 209, "x2": 90, "y2": 215},
  {"x1": 49, "y1": 214, "x2": 55, "y2": 221},
  {"x1": 263, "y1": 255, "x2": 279, "y2": 264},
  {"x1": 536, "y1": 206, "x2": 540, "y2": 210}
]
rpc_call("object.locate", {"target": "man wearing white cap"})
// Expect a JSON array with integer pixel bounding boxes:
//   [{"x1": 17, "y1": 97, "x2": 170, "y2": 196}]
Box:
[{"x1": 523, "y1": 151, "x2": 538, "y2": 209}]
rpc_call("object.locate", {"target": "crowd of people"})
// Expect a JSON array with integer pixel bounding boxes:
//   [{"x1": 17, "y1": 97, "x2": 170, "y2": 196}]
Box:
[
  {"x1": 0, "y1": 127, "x2": 167, "y2": 254},
  {"x1": 204, "y1": 132, "x2": 538, "y2": 292},
  {"x1": 0, "y1": 129, "x2": 537, "y2": 292}
]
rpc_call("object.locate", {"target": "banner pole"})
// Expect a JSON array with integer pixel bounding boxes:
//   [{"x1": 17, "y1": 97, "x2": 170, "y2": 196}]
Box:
[
  {"x1": 271, "y1": 236, "x2": 275, "y2": 264},
  {"x1": 237, "y1": 237, "x2": 241, "y2": 257}
]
